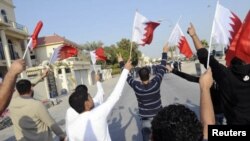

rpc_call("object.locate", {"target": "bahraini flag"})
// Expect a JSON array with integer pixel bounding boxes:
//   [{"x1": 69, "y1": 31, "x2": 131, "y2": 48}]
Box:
[
  {"x1": 168, "y1": 23, "x2": 193, "y2": 58},
  {"x1": 132, "y1": 11, "x2": 160, "y2": 46},
  {"x1": 210, "y1": 2, "x2": 242, "y2": 66}
]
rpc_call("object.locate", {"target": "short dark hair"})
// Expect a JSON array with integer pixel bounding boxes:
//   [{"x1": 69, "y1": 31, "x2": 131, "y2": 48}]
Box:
[
  {"x1": 151, "y1": 104, "x2": 203, "y2": 141},
  {"x1": 139, "y1": 67, "x2": 150, "y2": 81},
  {"x1": 16, "y1": 79, "x2": 32, "y2": 95},
  {"x1": 75, "y1": 84, "x2": 88, "y2": 93},
  {"x1": 69, "y1": 87, "x2": 89, "y2": 113}
]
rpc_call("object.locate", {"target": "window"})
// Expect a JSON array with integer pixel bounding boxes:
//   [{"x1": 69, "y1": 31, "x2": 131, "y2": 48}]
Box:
[
  {"x1": 8, "y1": 40, "x2": 15, "y2": 60},
  {"x1": 1, "y1": 10, "x2": 8, "y2": 23},
  {"x1": 0, "y1": 38, "x2": 5, "y2": 59},
  {"x1": 65, "y1": 68, "x2": 71, "y2": 73},
  {"x1": 58, "y1": 69, "x2": 62, "y2": 74},
  {"x1": 31, "y1": 55, "x2": 36, "y2": 59}
]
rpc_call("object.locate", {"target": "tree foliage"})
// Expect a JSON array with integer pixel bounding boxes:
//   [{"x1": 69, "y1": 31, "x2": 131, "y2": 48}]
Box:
[
  {"x1": 201, "y1": 39, "x2": 209, "y2": 48},
  {"x1": 116, "y1": 38, "x2": 141, "y2": 66},
  {"x1": 81, "y1": 41, "x2": 103, "y2": 51},
  {"x1": 79, "y1": 38, "x2": 142, "y2": 68}
]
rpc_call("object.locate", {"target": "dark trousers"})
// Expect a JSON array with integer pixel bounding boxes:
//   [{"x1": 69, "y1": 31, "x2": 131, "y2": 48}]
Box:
[{"x1": 141, "y1": 117, "x2": 153, "y2": 141}]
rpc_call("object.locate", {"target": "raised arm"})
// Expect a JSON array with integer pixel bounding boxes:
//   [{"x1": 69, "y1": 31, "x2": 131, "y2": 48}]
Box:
[
  {"x1": 31, "y1": 68, "x2": 49, "y2": 87},
  {"x1": 166, "y1": 64, "x2": 199, "y2": 83},
  {"x1": 117, "y1": 53, "x2": 137, "y2": 88},
  {"x1": 187, "y1": 23, "x2": 203, "y2": 50},
  {"x1": 153, "y1": 43, "x2": 168, "y2": 82},
  {"x1": 92, "y1": 60, "x2": 132, "y2": 118},
  {"x1": 187, "y1": 23, "x2": 228, "y2": 82},
  {"x1": 93, "y1": 73, "x2": 105, "y2": 106},
  {"x1": 199, "y1": 68, "x2": 215, "y2": 140},
  {"x1": 0, "y1": 59, "x2": 25, "y2": 114}
]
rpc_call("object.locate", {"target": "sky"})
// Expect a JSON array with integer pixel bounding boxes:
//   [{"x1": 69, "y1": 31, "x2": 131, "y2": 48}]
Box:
[{"x1": 13, "y1": 0, "x2": 250, "y2": 58}]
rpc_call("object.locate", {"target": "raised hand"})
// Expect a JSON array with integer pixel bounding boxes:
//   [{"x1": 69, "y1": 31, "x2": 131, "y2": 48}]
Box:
[
  {"x1": 166, "y1": 64, "x2": 173, "y2": 73},
  {"x1": 9, "y1": 59, "x2": 25, "y2": 76},
  {"x1": 95, "y1": 73, "x2": 101, "y2": 82},
  {"x1": 117, "y1": 53, "x2": 123, "y2": 62},
  {"x1": 163, "y1": 43, "x2": 169, "y2": 53},
  {"x1": 199, "y1": 68, "x2": 213, "y2": 90},
  {"x1": 41, "y1": 68, "x2": 49, "y2": 78},
  {"x1": 124, "y1": 59, "x2": 132, "y2": 71},
  {"x1": 187, "y1": 23, "x2": 197, "y2": 37}
]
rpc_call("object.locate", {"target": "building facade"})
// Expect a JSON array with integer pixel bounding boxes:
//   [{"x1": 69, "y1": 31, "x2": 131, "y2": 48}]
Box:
[{"x1": 0, "y1": 0, "x2": 32, "y2": 77}]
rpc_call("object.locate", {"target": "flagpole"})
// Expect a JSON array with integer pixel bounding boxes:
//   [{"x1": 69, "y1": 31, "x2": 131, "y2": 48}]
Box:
[
  {"x1": 168, "y1": 23, "x2": 177, "y2": 60},
  {"x1": 22, "y1": 38, "x2": 32, "y2": 59},
  {"x1": 130, "y1": 10, "x2": 137, "y2": 59},
  {"x1": 207, "y1": 1, "x2": 219, "y2": 68},
  {"x1": 177, "y1": 15, "x2": 182, "y2": 25},
  {"x1": 129, "y1": 42, "x2": 133, "y2": 59},
  {"x1": 49, "y1": 48, "x2": 56, "y2": 65},
  {"x1": 176, "y1": 16, "x2": 182, "y2": 61}
]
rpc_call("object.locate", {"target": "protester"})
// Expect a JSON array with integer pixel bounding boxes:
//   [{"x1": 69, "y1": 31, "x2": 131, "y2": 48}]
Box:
[
  {"x1": 65, "y1": 60, "x2": 132, "y2": 141},
  {"x1": 9, "y1": 79, "x2": 66, "y2": 141},
  {"x1": 166, "y1": 65, "x2": 224, "y2": 124},
  {"x1": 0, "y1": 59, "x2": 25, "y2": 114},
  {"x1": 151, "y1": 104, "x2": 203, "y2": 141},
  {"x1": 151, "y1": 68, "x2": 215, "y2": 141},
  {"x1": 187, "y1": 23, "x2": 250, "y2": 124},
  {"x1": 118, "y1": 44, "x2": 169, "y2": 141},
  {"x1": 11, "y1": 68, "x2": 50, "y2": 99},
  {"x1": 199, "y1": 68, "x2": 215, "y2": 139}
]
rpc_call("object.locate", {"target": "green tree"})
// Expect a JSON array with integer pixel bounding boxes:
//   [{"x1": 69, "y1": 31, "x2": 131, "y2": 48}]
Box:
[
  {"x1": 81, "y1": 41, "x2": 103, "y2": 51},
  {"x1": 116, "y1": 38, "x2": 141, "y2": 66},
  {"x1": 201, "y1": 39, "x2": 209, "y2": 48},
  {"x1": 104, "y1": 44, "x2": 117, "y2": 65}
]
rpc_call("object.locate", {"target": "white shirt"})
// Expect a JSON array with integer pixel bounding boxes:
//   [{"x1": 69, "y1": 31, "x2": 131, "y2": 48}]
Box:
[{"x1": 66, "y1": 69, "x2": 129, "y2": 141}]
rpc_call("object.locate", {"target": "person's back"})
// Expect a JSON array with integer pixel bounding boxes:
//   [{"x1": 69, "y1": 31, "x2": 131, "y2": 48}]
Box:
[
  {"x1": 118, "y1": 45, "x2": 169, "y2": 141},
  {"x1": 9, "y1": 79, "x2": 65, "y2": 141},
  {"x1": 67, "y1": 107, "x2": 112, "y2": 141},
  {"x1": 66, "y1": 60, "x2": 132, "y2": 141},
  {"x1": 10, "y1": 97, "x2": 54, "y2": 141}
]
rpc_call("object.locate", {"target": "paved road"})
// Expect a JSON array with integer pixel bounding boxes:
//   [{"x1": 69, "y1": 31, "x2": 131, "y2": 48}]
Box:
[{"x1": 1, "y1": 73, "x2": 200, "y2": 141}]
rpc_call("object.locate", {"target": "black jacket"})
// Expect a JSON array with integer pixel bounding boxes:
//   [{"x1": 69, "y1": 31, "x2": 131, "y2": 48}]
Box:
[
  {"x1": 171, "y1": 69, "x2": 223, "y2": 114},
  {"x1": 197, "y1": 48, "x2": 250, "y2": 124}
]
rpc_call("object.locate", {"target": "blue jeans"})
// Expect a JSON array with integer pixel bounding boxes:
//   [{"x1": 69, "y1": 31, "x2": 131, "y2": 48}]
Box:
[{"x1": 141, "y1": 117, "x2": 153, "y2": 141}]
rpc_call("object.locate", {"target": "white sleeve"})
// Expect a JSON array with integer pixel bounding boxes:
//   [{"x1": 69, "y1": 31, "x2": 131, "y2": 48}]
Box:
[
  {"x1": 65, "y1": 107, "x2": 79, "y2": 135},
  {"x1": 93, "y1": 81, "x2": 105, "y2": 107},
  {"x1": 91, "y1": 69, "x2": 129, "y2": 118}
]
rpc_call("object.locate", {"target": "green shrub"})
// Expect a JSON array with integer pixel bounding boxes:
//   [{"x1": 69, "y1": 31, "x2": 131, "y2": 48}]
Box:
[{"x1": 112, "y1": 68, "x2": 121, "y2": 75}]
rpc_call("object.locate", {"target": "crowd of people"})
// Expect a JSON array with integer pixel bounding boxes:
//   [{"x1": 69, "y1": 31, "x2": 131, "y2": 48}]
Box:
[{"x1": 0, "y1": 22, "x2": 249, "y2": 141}]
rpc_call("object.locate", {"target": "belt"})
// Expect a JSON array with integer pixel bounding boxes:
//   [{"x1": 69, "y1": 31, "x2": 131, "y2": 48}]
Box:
[{"x1": 141, "y1": 117, "x2": 154, "y2": 120}]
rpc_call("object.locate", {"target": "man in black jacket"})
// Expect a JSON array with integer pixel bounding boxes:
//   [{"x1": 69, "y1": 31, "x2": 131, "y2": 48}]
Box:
[
  {"x1": 187, "y1": 23, "x2": 250, "y2": 124},
  {"x1": 166, "y1": 64, "x2": 224, "y2": 124}
]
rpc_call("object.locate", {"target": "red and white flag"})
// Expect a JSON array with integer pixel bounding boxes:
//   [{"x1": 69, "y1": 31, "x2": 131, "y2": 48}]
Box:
[
  {"x1": 27, "y1": 21, "x2": 43, "y2": 50},
  {"x1": 90, "y1": 47, "x2": 107, "y2": 65},
  {"x1": 49, "y1": 45, "x2": 78, "y2": 64},
  {"x1": 233, "y1": 10, "x2": 250, "y2": 64},
  {"x1": 132, "y1": 11, "x2": 160, "y2": 46},
  {"x1": 23, "y1": 21, "x2": 43, "y2": 59},
  {"x1": 168, "y1": 23, "x2": 193, "y2": 58},
  {"x1": 209, "y1": 2, "x2": 242, "y2": 66}
]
